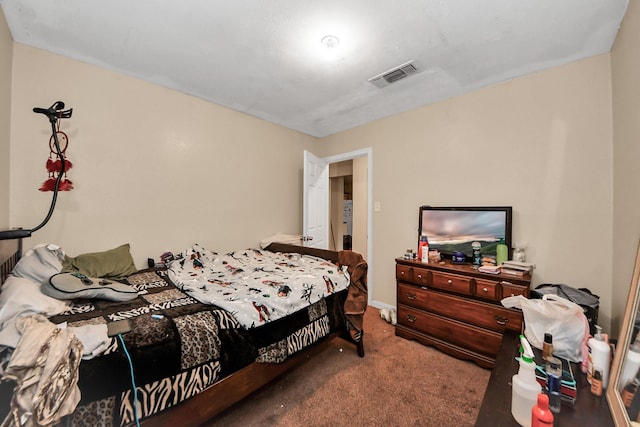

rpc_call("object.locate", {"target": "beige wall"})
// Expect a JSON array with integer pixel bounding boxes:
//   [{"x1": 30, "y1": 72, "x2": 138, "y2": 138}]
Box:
[
  {"x1": 611, "y1": 0, "x2": 640, "y2": 336},
  {"x1": 9, "y1": 44, "x2": 316, "y2": 266},
  {"x1": 0, "y1": 8, "x2": 12, "y2": 228},
  {"x1": 6, "y1": 18, "x2": 631, "y2": 331},
  {"x1": 319, "y1": 55, "x2": 614, "y2": 328}
]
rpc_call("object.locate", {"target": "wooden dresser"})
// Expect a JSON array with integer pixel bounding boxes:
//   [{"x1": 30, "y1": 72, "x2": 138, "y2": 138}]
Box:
[{"x1": 395, "y1": 258, "x2": 532, "y2": 368}]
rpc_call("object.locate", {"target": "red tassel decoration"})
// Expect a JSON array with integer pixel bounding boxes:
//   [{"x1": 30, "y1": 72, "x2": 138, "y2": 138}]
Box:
[
  {"x1": 39, "y1": 177, "x2": 57, "y2": 192},
  {"x1": 46, "y1": 157, "x2": 56, "y2": 173},
  {"x1": 58, "y1": 179, "x2": 73, "y2": 191},
  {"x1": 40, "y1": 129, "x2": 73, "y2": 191}
]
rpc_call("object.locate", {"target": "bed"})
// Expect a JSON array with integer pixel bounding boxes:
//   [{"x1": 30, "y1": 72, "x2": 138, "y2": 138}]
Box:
[{"x1": 0, "y1": 239, "x2": 367, "y2": 427}]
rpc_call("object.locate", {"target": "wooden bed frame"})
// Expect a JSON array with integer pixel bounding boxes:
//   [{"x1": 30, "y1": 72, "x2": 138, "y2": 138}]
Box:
[
  {"x1": 0, "y1": 240, "x2": 357, "y2": 427},
  {"x1": 0, "y1": 239, "x2": 20, "y2": 285}
]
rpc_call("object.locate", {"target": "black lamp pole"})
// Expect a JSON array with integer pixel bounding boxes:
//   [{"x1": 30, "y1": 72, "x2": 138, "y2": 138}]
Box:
[{"x1": 0, "y1": 101, "x2": 73, "y2": 241}]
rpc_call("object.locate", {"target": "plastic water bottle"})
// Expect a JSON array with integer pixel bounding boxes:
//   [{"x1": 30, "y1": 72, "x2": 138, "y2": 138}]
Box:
[
  {"x1": 512, "y1": 335, "x2": 542, "y2": 427},
  {"x1": 496, "y1": 238, "x2": 508, "y2": 266}
]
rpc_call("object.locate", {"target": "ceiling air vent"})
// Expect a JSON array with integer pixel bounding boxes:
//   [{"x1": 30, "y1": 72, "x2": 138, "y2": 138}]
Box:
[{"x1": 368, "y1": 60, "x2": 421, "y2": 88}]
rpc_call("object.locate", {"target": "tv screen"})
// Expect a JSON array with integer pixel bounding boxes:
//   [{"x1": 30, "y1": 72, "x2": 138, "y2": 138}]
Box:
[{"x1": 418, "y1": 206, "x2": 512, "y2": 262}]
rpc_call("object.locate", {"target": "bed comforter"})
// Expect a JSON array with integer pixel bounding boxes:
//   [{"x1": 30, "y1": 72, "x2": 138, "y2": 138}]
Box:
[
  {"x1": 0, "y1": 249, "x2": 350, "y2": 426},
  {"x1": 167, "y1": 245, "x2": 350, "y2": 329}
]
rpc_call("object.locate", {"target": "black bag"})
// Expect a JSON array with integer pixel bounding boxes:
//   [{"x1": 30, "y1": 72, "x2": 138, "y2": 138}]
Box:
[{"x1": 531, "y1": 284, "x2": 600, "y2": 336}]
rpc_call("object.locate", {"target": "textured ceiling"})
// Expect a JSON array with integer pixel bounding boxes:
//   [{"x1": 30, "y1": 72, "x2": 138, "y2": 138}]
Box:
[{"x1": 0, "y1": 0, "x2": 629, "y2": 137}]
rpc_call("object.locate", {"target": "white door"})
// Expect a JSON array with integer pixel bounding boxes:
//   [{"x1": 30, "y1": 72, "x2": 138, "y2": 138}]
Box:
[{"x1": 303, "y1": 150, "x2": 329, "y2": 248}]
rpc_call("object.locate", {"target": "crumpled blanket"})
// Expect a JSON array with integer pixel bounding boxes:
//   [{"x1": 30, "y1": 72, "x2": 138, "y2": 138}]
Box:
[
  {"x1": 168, "y1": 245, "x2": 350, "y2": 329},
  {"x1": 338, "y1": 250, "x2": 368, "y2": 341},
  {"x1": 1, "y1": 315, "x2": 83, "y2": 427}
]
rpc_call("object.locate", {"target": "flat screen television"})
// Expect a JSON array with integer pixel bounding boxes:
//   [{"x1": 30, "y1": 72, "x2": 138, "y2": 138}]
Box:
[{"x1": 418, "y1": 206, "x2": 512, "y2": 262}]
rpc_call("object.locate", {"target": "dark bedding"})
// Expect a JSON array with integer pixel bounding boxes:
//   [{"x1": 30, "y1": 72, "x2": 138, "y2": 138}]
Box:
[{"x1": 1, "y1": 267, "x2": 348, "y2": 426}]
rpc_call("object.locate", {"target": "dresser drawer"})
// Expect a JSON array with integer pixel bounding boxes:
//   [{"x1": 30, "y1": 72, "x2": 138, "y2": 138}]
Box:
[
  {"x1": 410, "y1": 288, "x2": 523, "y2": 333},
  {"x1": 396, "y1": 264, "x2": 413, "y2": 282},
  {"x1": 474, "y1": 278, "x2": 500, "y2": 302},
  {"x1": 412, "y1": 267, "x2": 429, "y2": 286},
  {"x1": 430, "y1": 271, "x2": 472, "y2": 296},
  {"x1": 501, "y1": 281, "x2": 529, "y2": 298},
  {"x1": 397, "y1": 305, "x2": 502, "y2": 357},
  {"x1": 398, "y1": 283, "x2": 429, "y2": 309}
]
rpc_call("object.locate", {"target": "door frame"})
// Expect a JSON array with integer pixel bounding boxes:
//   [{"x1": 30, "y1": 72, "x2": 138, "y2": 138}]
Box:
[{"x1": 322, "y1": 148, "x2": 373, "y2": 306}]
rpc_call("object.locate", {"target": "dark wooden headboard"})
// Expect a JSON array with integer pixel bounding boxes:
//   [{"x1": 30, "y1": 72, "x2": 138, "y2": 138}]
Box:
[
  {"x1": 0, "y1": 239, "x2": 21, "y2": 284},
  {"x1": 264, "y1": 242, "x2": 338, "y2": 263}
]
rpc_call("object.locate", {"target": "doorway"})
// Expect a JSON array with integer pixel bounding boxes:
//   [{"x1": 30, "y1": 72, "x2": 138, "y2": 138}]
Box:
[
  {"x1": 329, "y1": 160, "x2": 364, "y2": 254},
  {"x1": 312, "y1": 148, "x2": 372, "y2": 305}
]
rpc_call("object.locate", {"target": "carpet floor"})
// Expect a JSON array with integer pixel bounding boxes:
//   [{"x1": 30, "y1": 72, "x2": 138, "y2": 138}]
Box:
[{"x1": 207, "y1": 307, "x2": 491, "y2": 427}]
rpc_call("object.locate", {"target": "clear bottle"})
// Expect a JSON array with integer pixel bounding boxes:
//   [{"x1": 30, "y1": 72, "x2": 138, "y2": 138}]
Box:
[
  {"x1": 496, "y1": 238, "x2": 508, "y2": 266},
  {"x1": 512, "y1": 335, "x2": 542, "y2": 427},
  {"x1": 546, "y1": 357, "x2": 562, "y2": 413},
  {"x1": 513, "y1": 246, "x2": 526, "y2": 262},
  {"x1": 542, "y1": 333, "x2": 553, "y2": 361}
]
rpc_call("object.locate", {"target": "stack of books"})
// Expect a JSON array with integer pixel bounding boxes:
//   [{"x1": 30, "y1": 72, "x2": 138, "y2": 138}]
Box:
[
  {"x1": 478, "y1": 264, "x2": 501, "y2": 274},
  {"x1": 501, "y1": 260, "x2": 535, "y2": 277}
]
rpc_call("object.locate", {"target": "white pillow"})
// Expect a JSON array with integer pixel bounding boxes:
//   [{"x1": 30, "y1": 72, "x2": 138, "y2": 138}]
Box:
[{"x1": 11, "y1": 244, "x2": 65, "y2": 284}]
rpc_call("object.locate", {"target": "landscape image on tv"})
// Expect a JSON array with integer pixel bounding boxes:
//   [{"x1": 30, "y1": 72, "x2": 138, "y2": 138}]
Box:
[{"x1": 420, "y1": 210, "x2": 506, "y2": 258}]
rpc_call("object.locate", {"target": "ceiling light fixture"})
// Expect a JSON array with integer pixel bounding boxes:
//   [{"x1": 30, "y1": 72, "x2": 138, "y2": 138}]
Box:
[{"x1": 321, "y1": 35, "x2": 339, "y2": 49}]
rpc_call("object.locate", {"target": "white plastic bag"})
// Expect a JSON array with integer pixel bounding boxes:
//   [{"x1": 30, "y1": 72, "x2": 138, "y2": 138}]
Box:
[{"x1": 502, "y1": 294, "x2": 589, "y2": 362}]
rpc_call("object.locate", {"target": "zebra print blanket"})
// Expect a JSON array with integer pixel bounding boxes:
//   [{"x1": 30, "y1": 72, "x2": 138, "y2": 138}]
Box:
[{"x1": 1, "y1": 268, "x2": 347, "y2": 426}]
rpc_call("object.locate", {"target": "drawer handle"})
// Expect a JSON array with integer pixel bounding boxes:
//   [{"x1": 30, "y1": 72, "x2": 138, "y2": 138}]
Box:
[
  {"x1": 482, "y1": 287, "x2": 488, "y2": 293},
  {"x1": 406, "y1": 292, "x2": 417, "y2": 301},
  {"x1": 417, "y1": 274, "x2": 423, "y2": 279},
  {"x1": 447, "y1": 279, "x2": 453, "y2": 285},
  {"x1": 406, "y1": 314, "x2": 416, "y2": 323},
  {"x1": 494, "y1": 315, "x2": 509, "y2": 326},
  {"x1": 400, "y1": 271, "x2": 405, "y2": 276}
]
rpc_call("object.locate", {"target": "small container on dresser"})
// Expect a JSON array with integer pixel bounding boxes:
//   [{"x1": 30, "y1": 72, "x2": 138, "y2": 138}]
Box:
[{"x1": 395, "y1": 257, "x2": 531, "y2": 368}]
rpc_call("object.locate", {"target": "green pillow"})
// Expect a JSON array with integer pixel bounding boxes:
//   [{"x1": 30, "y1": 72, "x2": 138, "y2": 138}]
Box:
[{"x1": 62, "y1": 244, "x2": 138, "y2": 279}]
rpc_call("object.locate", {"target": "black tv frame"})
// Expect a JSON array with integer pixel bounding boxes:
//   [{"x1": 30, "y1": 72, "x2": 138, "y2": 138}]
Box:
[{"x1": 417, "y1": 205, "x2": 513, "y2": 263}]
